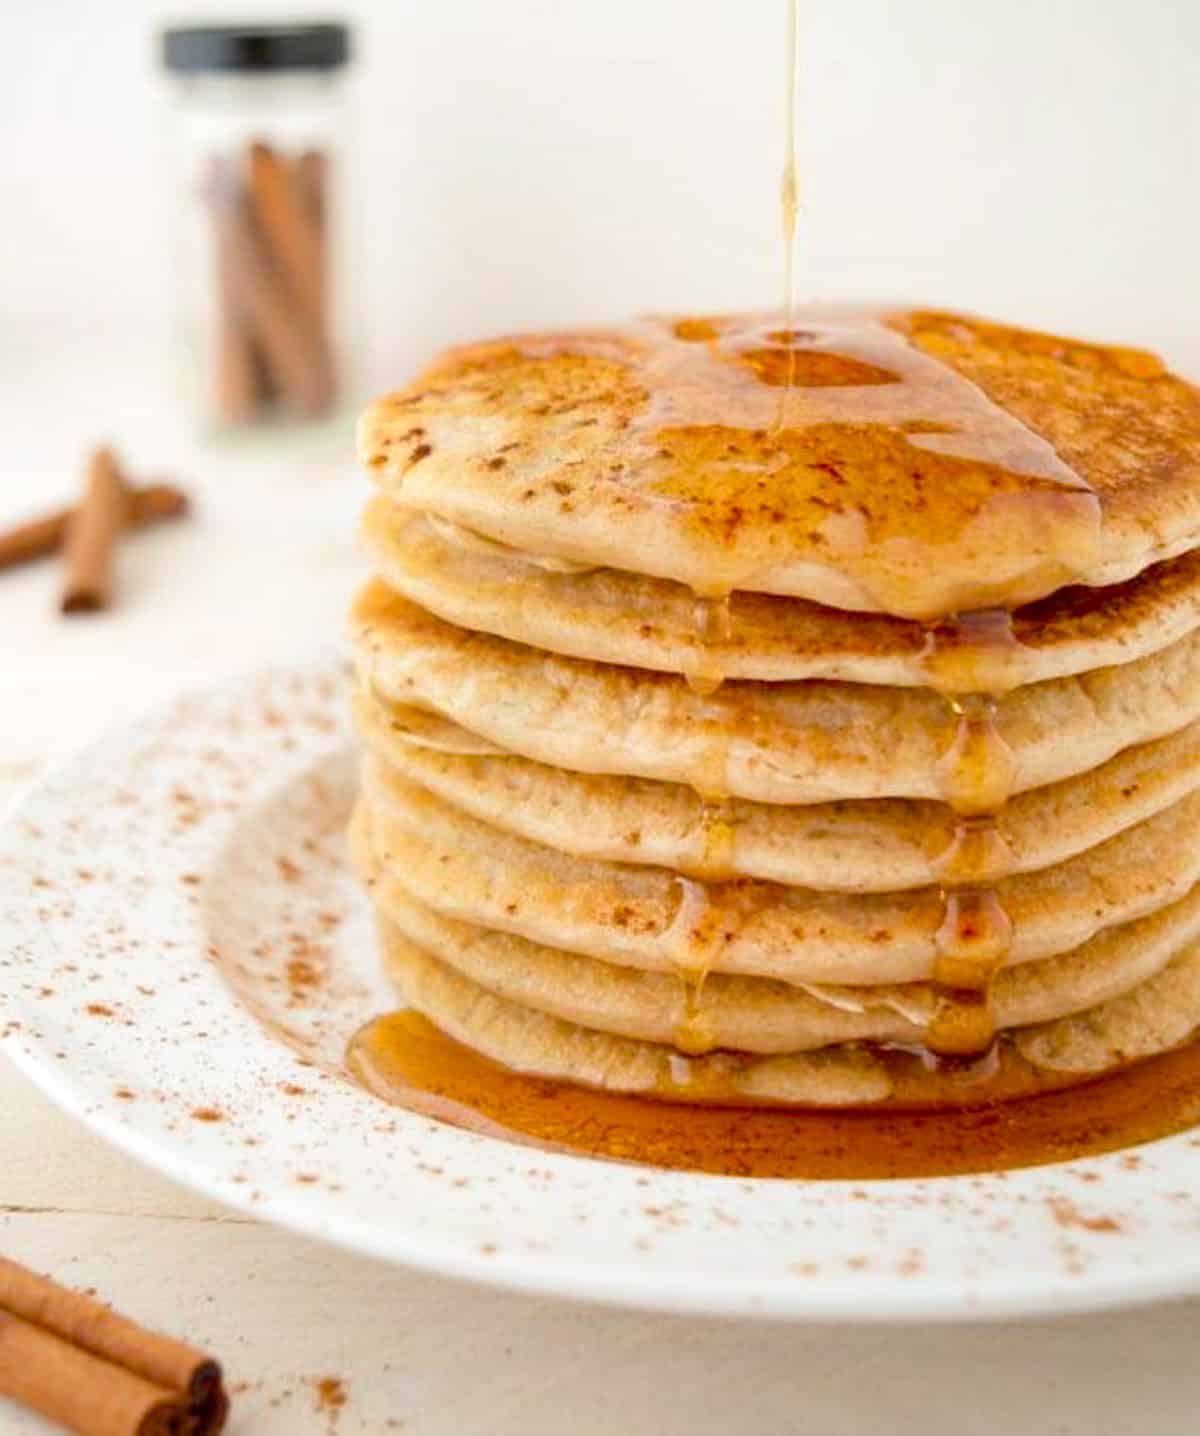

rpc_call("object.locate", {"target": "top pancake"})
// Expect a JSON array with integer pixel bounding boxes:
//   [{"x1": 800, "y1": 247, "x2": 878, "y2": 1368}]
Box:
[{"x1": 359, "y1": 307, "x2": 1200, "y2": 621}]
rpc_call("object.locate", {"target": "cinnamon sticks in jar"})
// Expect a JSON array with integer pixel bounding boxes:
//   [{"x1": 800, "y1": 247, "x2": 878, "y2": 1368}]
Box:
[
  {"x1": 0, "y1": 1256, "x2": 227, "y2": 1435},
  {"x1": 161, "y1": 23, "x2": 351, "y2": 429},
  {"x1": 207, "y1": 141, "x2": 337, "y2": 425}
]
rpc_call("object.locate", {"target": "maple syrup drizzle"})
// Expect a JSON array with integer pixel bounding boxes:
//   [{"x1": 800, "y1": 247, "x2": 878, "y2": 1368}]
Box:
[
  {"x1": 347, "y1": 1010, "x2": 1200, "y2": 1180},
  {"x1": 668, "y1": 589, "x2": 741, "y2": 1048},
  {"x1": 685, "y1": 591, "x2": 732, "y2": 697},
  {"x1": 923, "y1": 611, "x2": 1025, "y2": 1061},
  {"x1": 684, "y1": 596, "x2": 739, "y2": 885},
  {"x1": 661, "y1": 878, "x2": 724, "y2": 1054},
  {"x1": 695, "y1": 806, "x2": 738, "y2": 883},
  {"x1": 641, "y1": 316, "x2": 1088, "y2": 484},
  {"x1": 668, "y1": 889, "x2": 722, "y2": 1049},
  {"x1": 518, "y1": 307, "x2": 1105, "y2": 620}
]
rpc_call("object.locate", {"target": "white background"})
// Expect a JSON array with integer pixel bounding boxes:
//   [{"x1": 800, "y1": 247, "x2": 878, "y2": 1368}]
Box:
[
  {"x1": 2, "y1": 4, "x2": 1200, "y2": 1433},
  {"x1": 4, "y1": 0, "x2": 1199, "y2": 388}
]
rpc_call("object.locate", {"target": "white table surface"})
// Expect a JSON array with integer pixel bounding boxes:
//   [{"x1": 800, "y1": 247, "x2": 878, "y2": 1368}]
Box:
[{"x1": 3, "y1": 328, "x2": 1200, "y2": 1435}]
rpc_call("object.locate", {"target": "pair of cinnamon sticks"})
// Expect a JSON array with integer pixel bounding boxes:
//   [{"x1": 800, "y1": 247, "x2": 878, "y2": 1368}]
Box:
[
  {"x1": 0, "y1": 447, "x2": 189, "y2": 613},
  {"x1": 0, "y1": 1256, "x2": 226, "y2": 1435},
  {"x1": 208, "y1": 141, "x2": 336, "y2": 424}
]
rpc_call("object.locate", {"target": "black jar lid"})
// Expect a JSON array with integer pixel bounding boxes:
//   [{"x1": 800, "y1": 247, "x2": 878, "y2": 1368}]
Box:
[{"x1": 162, "y1": 22, "x2": 350, "y2": 74}]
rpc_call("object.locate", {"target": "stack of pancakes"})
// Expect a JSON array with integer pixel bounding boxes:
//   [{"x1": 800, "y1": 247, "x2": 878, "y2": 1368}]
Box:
[{"x1": 349, "y1": 309, "x2": 1200, "y2": 1106}]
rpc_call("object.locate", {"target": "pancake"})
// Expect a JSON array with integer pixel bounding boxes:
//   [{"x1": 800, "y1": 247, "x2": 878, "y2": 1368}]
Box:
[
  {"x1": 1016, "y1": 951, "x2": 1200, "y2": 1074},
  {"x1": 352, "y1": 781, "x2": 1200, "y2": 985},
  {"x1": 372, "y1": 883, "x2": 1200, "y2": 1055},
  {"x1": 369, "y1": 700, "x2": 505, "y2": 756},
  {"x1": 379, "y1": 920, "x2": 1200, "y2": 1106},
  {"x1": 355, "y1": 690, "x2": 1200, "y2": 891},
  {"x1": 359, "y1": 308, "x2": 1200, "y2": 620},
  {"x1": 364, "y1": 496, "x2": 1200, "y2": 692},
  {"x1": 351, "y1": 580, "x2": 1200, "y2": 804}
]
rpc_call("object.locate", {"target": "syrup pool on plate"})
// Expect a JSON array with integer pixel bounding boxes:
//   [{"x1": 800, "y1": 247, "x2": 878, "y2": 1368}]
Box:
[{"x1": 347, "y1": 1011, "x2": 1200, "y2": 1180}]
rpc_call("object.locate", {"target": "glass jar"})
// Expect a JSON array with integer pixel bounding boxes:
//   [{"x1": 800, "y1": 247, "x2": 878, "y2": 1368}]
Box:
[{"x1": 161, "y1": 23, "x2": 354, "y2": 431}]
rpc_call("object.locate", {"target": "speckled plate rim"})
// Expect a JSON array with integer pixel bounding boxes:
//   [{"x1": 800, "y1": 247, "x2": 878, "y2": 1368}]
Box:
[{"x1": 4, "y1": 660, "x2": 1200, "y2": 1324}]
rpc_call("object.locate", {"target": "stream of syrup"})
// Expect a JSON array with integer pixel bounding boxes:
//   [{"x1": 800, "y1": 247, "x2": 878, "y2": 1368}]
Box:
[{"x1": 777, "y1": 0, "x2": 800, "y2": 421}]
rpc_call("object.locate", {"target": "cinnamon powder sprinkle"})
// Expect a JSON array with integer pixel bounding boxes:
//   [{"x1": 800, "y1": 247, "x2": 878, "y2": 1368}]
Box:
[
  {"x1": 286, "y1": 959, "x2": 321, "y2": 992},
  {"x1": 315, "y1": 1376, "x2": 347, "y2": 1411},
  {"x1": 1046, "y1": 1197, "x2": 1122, "y2": 1233}
]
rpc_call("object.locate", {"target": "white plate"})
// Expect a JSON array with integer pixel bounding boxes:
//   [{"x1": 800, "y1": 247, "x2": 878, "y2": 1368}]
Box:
[{"x1": 4, "y1": 661, "x2": 1200, "y2": 1323}]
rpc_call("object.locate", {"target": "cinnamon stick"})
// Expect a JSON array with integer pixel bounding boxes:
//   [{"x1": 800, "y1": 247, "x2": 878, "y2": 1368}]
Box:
[
  {"x1": 294, "y1": 149, "x2": 329, "y2": 356},
  {"x1": 212, "y1": 272, "x2": 263, "y2": 425},
  {"x1": 295, "y1": 149, "x2": 326, "y2": 230},
  {"x1": 0, "y1": 1311, "x2": 188, "y2": 1436},
  {"x1": 0, "y1": 483, "x2": 188, "y2": 576},
  {"x1": 209, "y1": 153, "x2": 333, "y2": 417},
  {"x1": 247, "y1": 141, "x2": 325, "y2": 334},
  {"x1": 207, "y1": 152, "x2": 270, "y2": 424},
  {"x1": 0, "y1": 1257, "x2": 226, "y2": 1435},
  {"x1": 59, "y1": 447, "x2": 131, "y2": 613}
]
